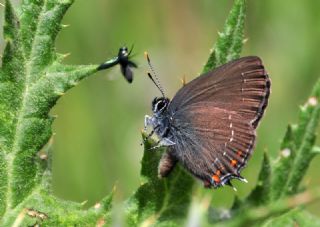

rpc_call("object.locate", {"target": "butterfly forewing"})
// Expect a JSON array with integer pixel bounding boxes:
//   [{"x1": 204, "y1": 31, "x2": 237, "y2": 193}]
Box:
[
  {"x1": 169, "y1": 56, "x2": 270, "y2": 128},
  {"x1": 167, "y1": 56, "x2": 270, "y2": 187}
]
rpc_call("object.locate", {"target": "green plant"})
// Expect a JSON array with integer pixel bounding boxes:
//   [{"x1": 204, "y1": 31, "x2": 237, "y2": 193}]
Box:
[
  {"x1": 0, "y1": 0, "x2": 319, "y2": 226},
  {"x1": 126, "y1": 0, "x2": 320, "y2": 226},
  {"x1": 0, "y1": 0, "x2": 116, "y2": 225}
]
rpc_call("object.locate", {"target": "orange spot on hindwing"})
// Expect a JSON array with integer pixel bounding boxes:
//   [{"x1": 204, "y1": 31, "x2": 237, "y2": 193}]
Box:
[
  {"x1": 212, "y1": 174, "x2": 221, "y2": 183},
  {"x1": 231, "y1": 159, "x2": 237, "y2": 167}
]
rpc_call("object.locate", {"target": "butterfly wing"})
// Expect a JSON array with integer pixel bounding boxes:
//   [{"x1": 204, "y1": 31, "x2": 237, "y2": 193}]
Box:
[
  {"x1": 167, "y1": 56, "x2": 270, "y2": 187},
  {"x1": 169, "y1": 56, "x2": 270, "y2": 128},
  {"x1": 170, "y1": 105, "x2": 255, "y2": 187}
]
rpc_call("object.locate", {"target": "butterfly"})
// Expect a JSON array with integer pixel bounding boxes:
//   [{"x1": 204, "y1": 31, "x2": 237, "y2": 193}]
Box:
[
  {"x1": 143, "y1": 54, "x2": 270, "y2": 189},
  {"x1": 98, "y1": 46, "x2": 137, "y2": 83}
]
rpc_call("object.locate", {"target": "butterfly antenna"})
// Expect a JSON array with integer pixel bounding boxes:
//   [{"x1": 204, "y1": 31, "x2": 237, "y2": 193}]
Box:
[{"x1": 144, "y1": 52, "x2": 165, "y2": 97}]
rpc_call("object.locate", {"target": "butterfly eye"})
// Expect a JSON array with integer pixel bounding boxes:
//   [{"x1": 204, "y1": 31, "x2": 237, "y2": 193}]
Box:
[
  {"x1": 152, "y1": 98, "x2": 168, "y2": 113},
  {"x1": 156, "y1": 101, "x2": 166, "y2": 111}
]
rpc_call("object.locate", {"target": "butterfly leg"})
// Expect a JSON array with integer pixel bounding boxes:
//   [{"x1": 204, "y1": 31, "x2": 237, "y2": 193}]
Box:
[
  {"x1": 141, "y1": 129, "x2": 155, "y2": 146},
  {"x1": 159, "y1": 137, "x2": 175, "y2": 146},
  {"x1": 142, "y1": 124, "x2": 161, "y2": 146},
  {"x1": 144, "y1": 115, "x2": 152, "y2": 131},
  {"x1": 147, "y1": 138, "x2": 175, "y2": 151},
  {"x1": 142, "y1": 115, "x2": 156, "y2": 146},
  {"x1": 146, "y1": 140, "x2": 160, "y2": 151}
]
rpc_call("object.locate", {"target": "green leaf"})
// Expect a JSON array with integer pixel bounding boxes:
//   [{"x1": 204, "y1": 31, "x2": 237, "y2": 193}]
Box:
[
  {"x1": 261, "y1": 209, "x2": 320, "y2": 227},
  {"x1": 125, "y1": 135, "x2": 194, "y2": 227},
  {"x1": 228, "y1": 154, "x2": 272, "y2": 223},
  {"x1": 245, "y1": 152, "x2": 271, "y2": 206},
  {"x1": 0, "y1": 150, "x2": 7, "y2": 217},
  {"x1": 217, "y1": 189, "x2": 320, "y2": 227},
  {"x1": 312, "y1": 146, "x2": 320, "y2": 154},
  {"x1": 202, "y1": 0, "x2": 246, "y2": 74},
  {"x1": 270, "y1": 125, "x2": 297, "y2": 200},
  {"x1": 0, "y1": 0, "x2": 123, "y2": 225},
  {"x1": 1, "y1": 188, "x2": 113, "y2": 226},
  {"x1": 270, "y1": 79, "x2": 320, "y2": 199}
]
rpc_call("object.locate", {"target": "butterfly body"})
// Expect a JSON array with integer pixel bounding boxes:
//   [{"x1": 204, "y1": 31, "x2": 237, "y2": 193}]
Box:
[
  {"x1": 144, "y1": 56, "x2": 271, "y2": 189},
  {"x1": 145, "y1": 97, "x2": 176, "y2": 147}
]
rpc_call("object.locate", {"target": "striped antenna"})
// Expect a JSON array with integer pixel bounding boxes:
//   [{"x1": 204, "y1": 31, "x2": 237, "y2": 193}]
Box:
[{"x1": 144, "y1": 52, "x2": 165, "y2": 97}]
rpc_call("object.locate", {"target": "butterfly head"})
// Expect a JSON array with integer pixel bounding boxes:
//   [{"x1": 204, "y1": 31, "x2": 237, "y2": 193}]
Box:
[{"x1": 152, "y1": 97, "x2": 170, "y2": 114}]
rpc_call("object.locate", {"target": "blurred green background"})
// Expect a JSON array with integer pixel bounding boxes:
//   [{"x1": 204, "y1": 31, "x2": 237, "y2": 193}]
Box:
[{"x1": 1, "y1": 0, "x2": 320, "y2": 217}]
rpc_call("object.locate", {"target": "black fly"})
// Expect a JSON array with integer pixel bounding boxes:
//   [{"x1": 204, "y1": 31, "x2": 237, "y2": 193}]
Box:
[{"x1": 98, "y1": 46, "x2": 137, "y2": 83}]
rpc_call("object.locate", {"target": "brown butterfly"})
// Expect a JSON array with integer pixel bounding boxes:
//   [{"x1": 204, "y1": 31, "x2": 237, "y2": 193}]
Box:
[{"x1": 144, "y1": 55, "x2": 270, "y2": 189}]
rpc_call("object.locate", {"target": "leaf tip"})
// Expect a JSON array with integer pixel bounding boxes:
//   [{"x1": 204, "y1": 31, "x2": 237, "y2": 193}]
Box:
[
  {"x1": 280, "y1": 148, "x2": 292, "y2": 158},
  {"x1": 61, "y1": 24, "x2": 71, "y2": 28},
  {"x1": 81, "y1": 200, "x2": 88, "y2": 206},
  {"x1": 307, "y1": 96, "x2": 318, "y2": 107}
]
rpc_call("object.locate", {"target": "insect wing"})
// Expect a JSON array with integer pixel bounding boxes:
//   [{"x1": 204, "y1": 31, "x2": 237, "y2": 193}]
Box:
[
  {"x1": 167, "y1": 56, "x2": 270, "y2": 187},
  {"x1": 169, "y1": 56, "x2": 270, "y2": 128},
  {"x1": 120, "y1": 64, "x2": 133, "y2": 83},
  {"x1": 171, "y1": 105, "x2": 255, "y2": 187}
]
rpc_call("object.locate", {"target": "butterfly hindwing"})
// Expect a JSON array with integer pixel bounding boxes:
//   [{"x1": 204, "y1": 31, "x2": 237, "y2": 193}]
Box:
[{"x1": 170, "y1": 105, "x2": 255, "y2": 187}]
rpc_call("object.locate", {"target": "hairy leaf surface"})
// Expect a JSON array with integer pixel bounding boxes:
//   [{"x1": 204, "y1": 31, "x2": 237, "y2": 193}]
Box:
[{"x1": 0, "y1": 0, "x2": 116, "y2": 225}]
